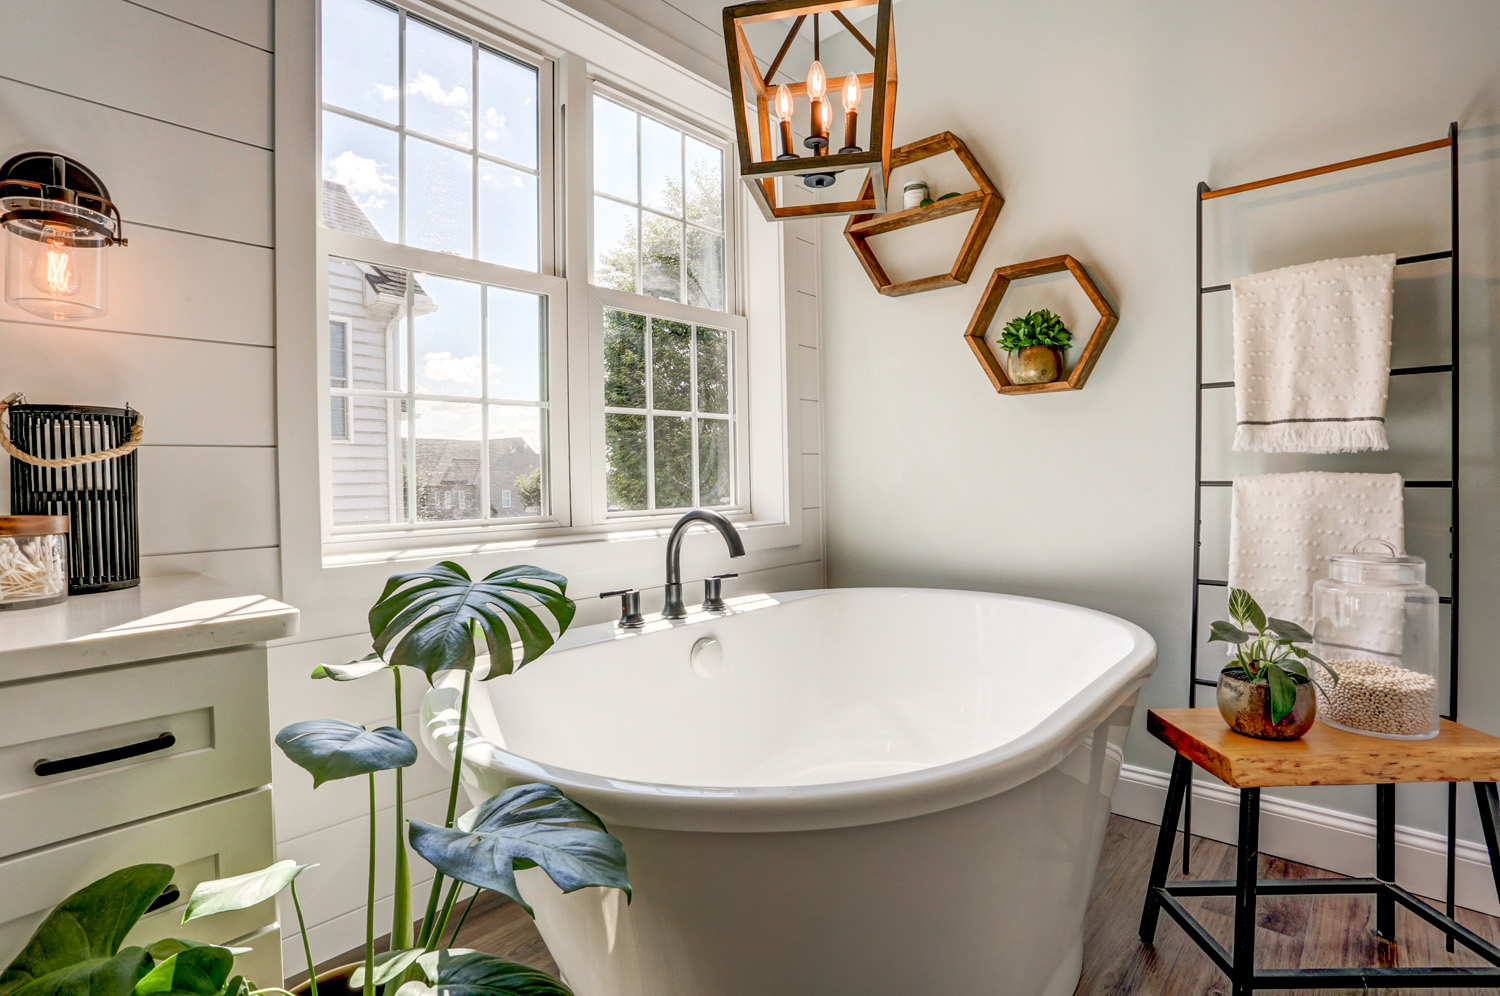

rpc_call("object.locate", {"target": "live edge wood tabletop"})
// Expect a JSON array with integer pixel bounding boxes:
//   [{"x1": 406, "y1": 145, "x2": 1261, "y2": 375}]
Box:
[{"x1": 1147, "y1": 707, "x2": 1500, "y2": 787}]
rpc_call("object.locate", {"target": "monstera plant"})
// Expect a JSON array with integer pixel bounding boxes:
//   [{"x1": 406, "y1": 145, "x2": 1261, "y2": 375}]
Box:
[{"x1": 203, "y1": 563, "x2": 626, "y2": 996}]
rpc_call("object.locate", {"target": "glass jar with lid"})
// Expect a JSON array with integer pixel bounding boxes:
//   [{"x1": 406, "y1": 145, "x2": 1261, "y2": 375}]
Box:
[
  {"x1": 0, "y1": 515, "x2": 69, "y2": 610},
  {"x1": 1312, "y1": 540, "x2": 1440, "y2": 740}
]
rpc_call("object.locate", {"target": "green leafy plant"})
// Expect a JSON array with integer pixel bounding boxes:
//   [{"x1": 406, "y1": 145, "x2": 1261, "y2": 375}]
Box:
[
  {"x1": 189, "y1": 561, "x2": 622, "y2": 996},
  {"x1": 1210, "y1": 588, "x2": 1339, "y2": 724},
  {"x1": 0, "y1": 865, "x2": 254, "y2": 996},
  {"x1": 998, "y1": 309, "x2": 1072, "y2": 352}
]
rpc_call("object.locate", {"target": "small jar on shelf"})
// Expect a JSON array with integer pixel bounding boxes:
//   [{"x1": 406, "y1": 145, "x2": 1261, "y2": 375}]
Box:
[
  {"x1": 0, "y1": 515, "x2": 69, "y2": 610},
  {"x1": 1312, "y1": 540, "x2": 1440, "y2": 740}
]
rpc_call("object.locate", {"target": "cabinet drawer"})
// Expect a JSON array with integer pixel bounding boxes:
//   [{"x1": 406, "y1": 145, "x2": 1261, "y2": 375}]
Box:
[
  {"x1": 0, "y1": 788, "x2": 280, "y2": 986},
  {"x1": 0, "y1": 646, "x2": 271, "y2": 857}
]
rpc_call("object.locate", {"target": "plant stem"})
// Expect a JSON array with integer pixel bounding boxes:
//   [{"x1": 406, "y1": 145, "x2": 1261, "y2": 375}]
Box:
[
  {"x1": 416, "y1": 670, "x2": 472, "y2": 948},
  {"x1": 424, "y1": 880, "x2": 465, "y2": 952},
  {"x1": 289, "y1": 879, "x2": 317, "y2": 996},
  {"x1": 391, "y1": 668, "x2": 412, "y2": 951},
  {"x1": 446, "y1": 887, "x2": 480, "y2": 948},
  {"x1": 365, "y1": 774, "x2": 377, "y2": 996}
]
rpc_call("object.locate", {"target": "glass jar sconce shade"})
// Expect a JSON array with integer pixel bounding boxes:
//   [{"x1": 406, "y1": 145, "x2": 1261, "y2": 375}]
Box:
[{"x1": 0, "y1": 153, "x2": 126, "y2": 322}]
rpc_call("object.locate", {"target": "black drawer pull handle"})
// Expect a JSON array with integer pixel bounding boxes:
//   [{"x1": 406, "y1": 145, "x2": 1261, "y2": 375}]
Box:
[
  {"x1": 145, "y1": 886, "x2": 180, "y2": 914},
  {"x1": 34, "y1": 732, "x2": 176, "y2": 777}
]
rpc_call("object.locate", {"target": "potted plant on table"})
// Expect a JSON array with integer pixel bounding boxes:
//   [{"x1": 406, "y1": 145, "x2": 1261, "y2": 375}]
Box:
[
  {"x1": 1211, "y1": 588, "x2": 1339, "y2": 741},
  {"x1": 997, "y1": 308, "x2": 1072, "y2": 385},
  {"x1": 181, "y1": 562, "x2": 624, "y2": 996}
]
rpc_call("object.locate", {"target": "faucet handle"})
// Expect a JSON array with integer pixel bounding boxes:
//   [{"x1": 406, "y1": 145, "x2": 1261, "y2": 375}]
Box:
[
  {"x1": 599, "y1": 589, "x2": 645, "y2": 629},
  {"x1": 701, "y1": 574, "x2": 738, "y2": 612}
]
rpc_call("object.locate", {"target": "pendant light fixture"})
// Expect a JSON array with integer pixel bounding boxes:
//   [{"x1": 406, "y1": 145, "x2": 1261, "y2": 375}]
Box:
[
  {"x1": 0, "y1": 153, "x2": 127, "y2": 322},
  {"x1": 723, "y1": 0, "x2": 897, "y2": 222}
]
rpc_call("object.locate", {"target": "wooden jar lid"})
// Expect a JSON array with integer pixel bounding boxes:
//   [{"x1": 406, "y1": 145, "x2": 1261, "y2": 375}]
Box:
[{"x1": 0, "y1": 515, "x2": 69, "y2": 536}]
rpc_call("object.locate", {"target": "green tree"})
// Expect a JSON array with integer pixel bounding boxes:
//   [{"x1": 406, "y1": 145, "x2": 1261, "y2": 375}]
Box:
[{"x1": 513, "y1": 467, "x2": 542, "y2": 511}]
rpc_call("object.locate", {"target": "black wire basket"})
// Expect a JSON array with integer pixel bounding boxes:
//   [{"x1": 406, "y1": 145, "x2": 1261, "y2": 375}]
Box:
[{"x1": 6, "y1": 402, "x2": 141, "y2": 594}]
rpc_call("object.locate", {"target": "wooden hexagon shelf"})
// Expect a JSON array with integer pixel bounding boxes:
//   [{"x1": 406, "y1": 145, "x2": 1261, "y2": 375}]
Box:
[
  {"x1": 963, "y1": 254, "x2": 1118, "y2": 395},
  {"x1": 843, "y1": 132, "x2": 1003, "y2": 297}
]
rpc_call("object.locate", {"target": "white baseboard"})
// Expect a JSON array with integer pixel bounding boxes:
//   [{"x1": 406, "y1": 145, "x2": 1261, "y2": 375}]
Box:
[{"x1": 1112, "y1": 763, "x2": 1500, "y2": 917}]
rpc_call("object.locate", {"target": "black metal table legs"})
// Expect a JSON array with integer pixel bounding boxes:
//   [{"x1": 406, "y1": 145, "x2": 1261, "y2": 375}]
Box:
[{"x1": 1140, "y1": 774, "x2": 1500, "y2": 991}]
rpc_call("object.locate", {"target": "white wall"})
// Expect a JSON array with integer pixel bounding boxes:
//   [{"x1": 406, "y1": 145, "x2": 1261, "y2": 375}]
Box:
[
  {"x1": 0, "y1": 0, "x2": 824, "y2": 973},
  {"x1": 816, "y1": 0, "x2": 1500, "y2": 902}
]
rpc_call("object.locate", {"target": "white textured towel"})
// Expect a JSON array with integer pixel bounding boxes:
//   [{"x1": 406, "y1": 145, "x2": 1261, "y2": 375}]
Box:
[
  {"x1": 1231, "y1": 254, "x2": 1396, "y2": 453},
  {"x1": 1228, "y1": 472, "x2": 1405, "y2": 633}
]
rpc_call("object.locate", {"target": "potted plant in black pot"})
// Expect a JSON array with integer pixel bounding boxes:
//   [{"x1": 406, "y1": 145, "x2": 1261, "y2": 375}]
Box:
[
  {"x1": 1211, "y1": 588, "x2": 1339, "y2": 741},
  {"x1": 997, "y1": 308, "x2": 1072, "y2": 385}
]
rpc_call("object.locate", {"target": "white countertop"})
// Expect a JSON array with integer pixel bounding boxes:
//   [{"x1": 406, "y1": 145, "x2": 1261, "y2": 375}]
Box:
[{"x1": 0, "y1": 573, "x2": 299, "y2": 683}]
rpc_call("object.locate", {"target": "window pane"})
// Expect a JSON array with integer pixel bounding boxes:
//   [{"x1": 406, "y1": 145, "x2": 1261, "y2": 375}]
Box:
[
  {"x1": 407, "y1": 137, "x2": 473, "y2": 255},
  {"x1": 487, "y1": 287, "x2": 544, "y2": 402},
  {"x1": 652, "y1": 415, "x2": 693, "y2": 509},
  {"x1": 593, "y1": 97, "x2": 637, "y2": 201},
  {"x1": 478, "y1": 161, "x2": 538, "y2": 271},
  {"x1": 651, "y1": 319, "x2": 692, "y2": 412},
  {"x1": 329, "y1": 320, "x2": 348, "y2": 381},
  {"x1": 489, "y1": 406, "x2": 546, "y2": 517},
  {"x1": 330, "y1": 396, "x2": 349, "y2": 439},
  {"x1": 328, "y1": 258, "x2": 405, "y2": 392},
  {"x1": 406, "y1": 19, "x2": 473, "y2": 147},
  {"x1": 594, "y1": 197, "x2": 638, "y2": 292},
  {"x1": 605, "y1": 413, "x2": 647, "y2": 511},
  {"x1": 641, "y1": 212, "x2": 682, "y2": 302},
  {"x1": 331, "y1": 396, "x2": 407, "y2": 526},
  {"x1": 323, "y1": 111, "x2": 399, "y2": 241},
  {"x1": 640, "y1": 117, "x2": 682, "y2": 217},
  {"x1": 413, "y1": 400, "x2": 484, "y2": 521},
  {"x1": 479, "y1": 50, "x2": 537, "y2": 168},
  {"x1": 321, "y1": 0, "x2": 398, "y2": 123},
  {"x1": 698, "y1": 418, "x2": 731, "y2": 506},
  {"x1": 696, "y1": 327, "x2": 730, "y2": 414},
  {"x1": 685, "y1": 228, "x2": 725, "y2": 311},
  {"x1": 685, "y1": 136, "x2": 722, "y2": 230},
  {"x1": 604, "y1": 310, "x2": 646, "y2": 409},
  {"x1": 413, "y1": 274, "x2": 482, "y2": 397}
]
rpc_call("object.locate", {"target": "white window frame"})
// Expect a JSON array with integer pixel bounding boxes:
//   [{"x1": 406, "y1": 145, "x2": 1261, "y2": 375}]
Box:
[{"x1": 276, "y1": 0, "x2": 809, "y2": 593}]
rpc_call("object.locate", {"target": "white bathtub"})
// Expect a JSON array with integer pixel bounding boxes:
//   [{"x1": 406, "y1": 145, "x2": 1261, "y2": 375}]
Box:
[{"x1": 420, "y1": 587, "x2": 1156, "y2": 996}]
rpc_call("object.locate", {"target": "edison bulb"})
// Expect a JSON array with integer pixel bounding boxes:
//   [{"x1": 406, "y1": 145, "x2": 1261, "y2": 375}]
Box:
[
  {"x1": 806, "y1": 60, "x2": 827, "y2": 101},
  {"x1": 36, "y1": 242, "x2": 78, "y2": 297},
  {"x1": 775, "y1": 84, "x2": 794, "y2": 123},
  {"x1": 841, "y1": 74, "x2": 861, "y2": 113}
]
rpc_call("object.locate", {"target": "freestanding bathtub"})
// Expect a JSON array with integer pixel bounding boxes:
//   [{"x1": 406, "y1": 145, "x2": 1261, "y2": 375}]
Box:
[{"x1": 420, "y1": 587, "x2": 1156, "y2": 996}]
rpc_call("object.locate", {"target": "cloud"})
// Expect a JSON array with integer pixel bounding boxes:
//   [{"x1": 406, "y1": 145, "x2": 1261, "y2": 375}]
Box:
[
  {"x1": 408, "y1": 72, "x2": 469, "y2": 108},
  {"x1": 422, "y1": 351, "x2": 482, "y2": 388},
  {"x1": 325, "y1": 150, "x2": 396, "y2": 210}
]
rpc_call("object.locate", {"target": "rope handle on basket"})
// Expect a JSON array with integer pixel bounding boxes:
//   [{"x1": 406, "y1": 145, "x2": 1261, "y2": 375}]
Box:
[{"x1": 0, "y1": 393, "x2": 145, "y2": 468}]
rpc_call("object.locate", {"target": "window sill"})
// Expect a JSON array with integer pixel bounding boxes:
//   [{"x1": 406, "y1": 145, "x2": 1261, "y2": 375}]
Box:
[{"x1": 319, "y1": 513, "x2": 803, "y2": 571}]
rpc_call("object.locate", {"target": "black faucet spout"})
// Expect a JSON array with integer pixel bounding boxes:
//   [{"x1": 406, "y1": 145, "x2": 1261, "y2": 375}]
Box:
[{"x1": 663, "y1": 509, "x2": 745, "y2": 619}]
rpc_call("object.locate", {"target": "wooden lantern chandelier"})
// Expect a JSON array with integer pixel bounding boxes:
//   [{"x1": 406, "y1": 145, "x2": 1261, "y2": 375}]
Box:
[{"x1": 723, "y1": 0, "x2": 896, "y2": 222}]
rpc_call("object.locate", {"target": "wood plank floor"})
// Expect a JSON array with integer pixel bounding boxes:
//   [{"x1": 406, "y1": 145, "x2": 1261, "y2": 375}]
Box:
[{"x1": 301, "y1": 815, "x2": 1500, "y2": 995}]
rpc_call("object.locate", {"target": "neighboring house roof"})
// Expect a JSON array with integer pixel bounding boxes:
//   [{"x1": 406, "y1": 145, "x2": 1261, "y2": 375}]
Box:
[
  {"x1": 414, "y1": 437, "x2": 541, "y2": 513},
  {"x1": 322, "y1": 180, "x2": 426, "y2": 300}
]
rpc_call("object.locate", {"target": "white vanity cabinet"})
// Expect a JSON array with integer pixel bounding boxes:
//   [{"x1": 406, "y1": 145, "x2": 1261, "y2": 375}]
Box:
[{"x1": 0, "y1": 574, "x2": 298, "y2": 988}]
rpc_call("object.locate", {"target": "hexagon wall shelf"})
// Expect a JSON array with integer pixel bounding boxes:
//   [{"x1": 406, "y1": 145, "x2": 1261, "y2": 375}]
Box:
[
  {"x1": 963, "y1": 254, "x2": 1118, "y2": 395},
  {"x1": 843, "y1": 131, "x2": 1003, "y2": 297}
]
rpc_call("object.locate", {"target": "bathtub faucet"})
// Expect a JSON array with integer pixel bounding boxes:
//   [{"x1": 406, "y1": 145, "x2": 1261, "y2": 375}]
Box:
[{"x1": 662, "y1": 509, "x2": 745, "y2": 619}]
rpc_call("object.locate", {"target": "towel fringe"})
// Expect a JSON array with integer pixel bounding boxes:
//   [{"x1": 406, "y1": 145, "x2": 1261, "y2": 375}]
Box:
[{"x1": 1233, "y1": 421, "x2": 1389, "y2": 454}]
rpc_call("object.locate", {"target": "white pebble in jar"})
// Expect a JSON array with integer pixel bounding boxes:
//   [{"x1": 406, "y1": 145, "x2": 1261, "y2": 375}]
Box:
[{"x1": 1318, "y1": 658, "x2": 1437, "y2": 738}]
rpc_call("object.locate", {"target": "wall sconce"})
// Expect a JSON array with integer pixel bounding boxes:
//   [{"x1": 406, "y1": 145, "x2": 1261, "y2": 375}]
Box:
[
  {"x1": 723, "y1": 0, "x2": 897, "y2": 222},
  {"x1": 0, "y1": 153, "x2": 127, "y2": 322}
]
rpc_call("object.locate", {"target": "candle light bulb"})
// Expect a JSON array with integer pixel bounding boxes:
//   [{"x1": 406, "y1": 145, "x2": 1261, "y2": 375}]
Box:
[
  {"x1": 806, "y1": 60, "x2": 827, "y2": 102},
  {"x1": 775, "y1": 84, "x2": 794, "y2": 124},
  {"x1": 841, "y1": 74, "x2": 861, "y2": 113}
]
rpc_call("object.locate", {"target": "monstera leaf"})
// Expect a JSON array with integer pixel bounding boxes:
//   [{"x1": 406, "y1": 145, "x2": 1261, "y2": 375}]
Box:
[
  {"x1": 367, "y1": 563, "x2": 575, "y2": 680},
  {"x1": 0, "y1": 865, "x2": 173, "y2": 996},
  {"x1": 276, "y1": 721, "x2": 417, "y2": 787},
  {"x1": 311, "y1": 653, "x2": 391, "y2": 681},
  {"x1": 131, "y1": 947, "x2": 234, "y2": 996},
  {"x1": 182, "y1": 861, "x2": 313, "y2": 924},
  {"x1": 398, "y1": 951, "x2": 570, "y2": 996},
  {"x1": 407, "y1": 784, "x2": 628, "y2": 916}
]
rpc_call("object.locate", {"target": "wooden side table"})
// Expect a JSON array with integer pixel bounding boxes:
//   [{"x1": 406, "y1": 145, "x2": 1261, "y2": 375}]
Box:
[{"x1": 1139, "y1": 708, "x2": 1500, "y2": 995}]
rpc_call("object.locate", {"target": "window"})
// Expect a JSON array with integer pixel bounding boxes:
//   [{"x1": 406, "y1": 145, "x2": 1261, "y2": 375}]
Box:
[{"x1": 313, "y1": 0, "x2": 753, "y2": 546}]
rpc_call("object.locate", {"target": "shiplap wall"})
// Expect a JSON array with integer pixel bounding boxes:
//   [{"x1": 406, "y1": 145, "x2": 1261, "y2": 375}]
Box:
[{"x1": 1, "y1": 0, "x2": 824, "y2": 975}]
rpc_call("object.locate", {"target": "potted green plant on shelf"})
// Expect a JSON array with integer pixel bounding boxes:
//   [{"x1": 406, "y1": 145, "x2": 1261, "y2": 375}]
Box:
[
  {"x1": 997, "y1": 308, "x2": 1072, "y2": 385},
  {"x1": 177, "y1": 561, "x2": 627, "y2": 996},
  {"x1": 1211, "y1": 588, "x2": 1339, "y2": 741}
]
